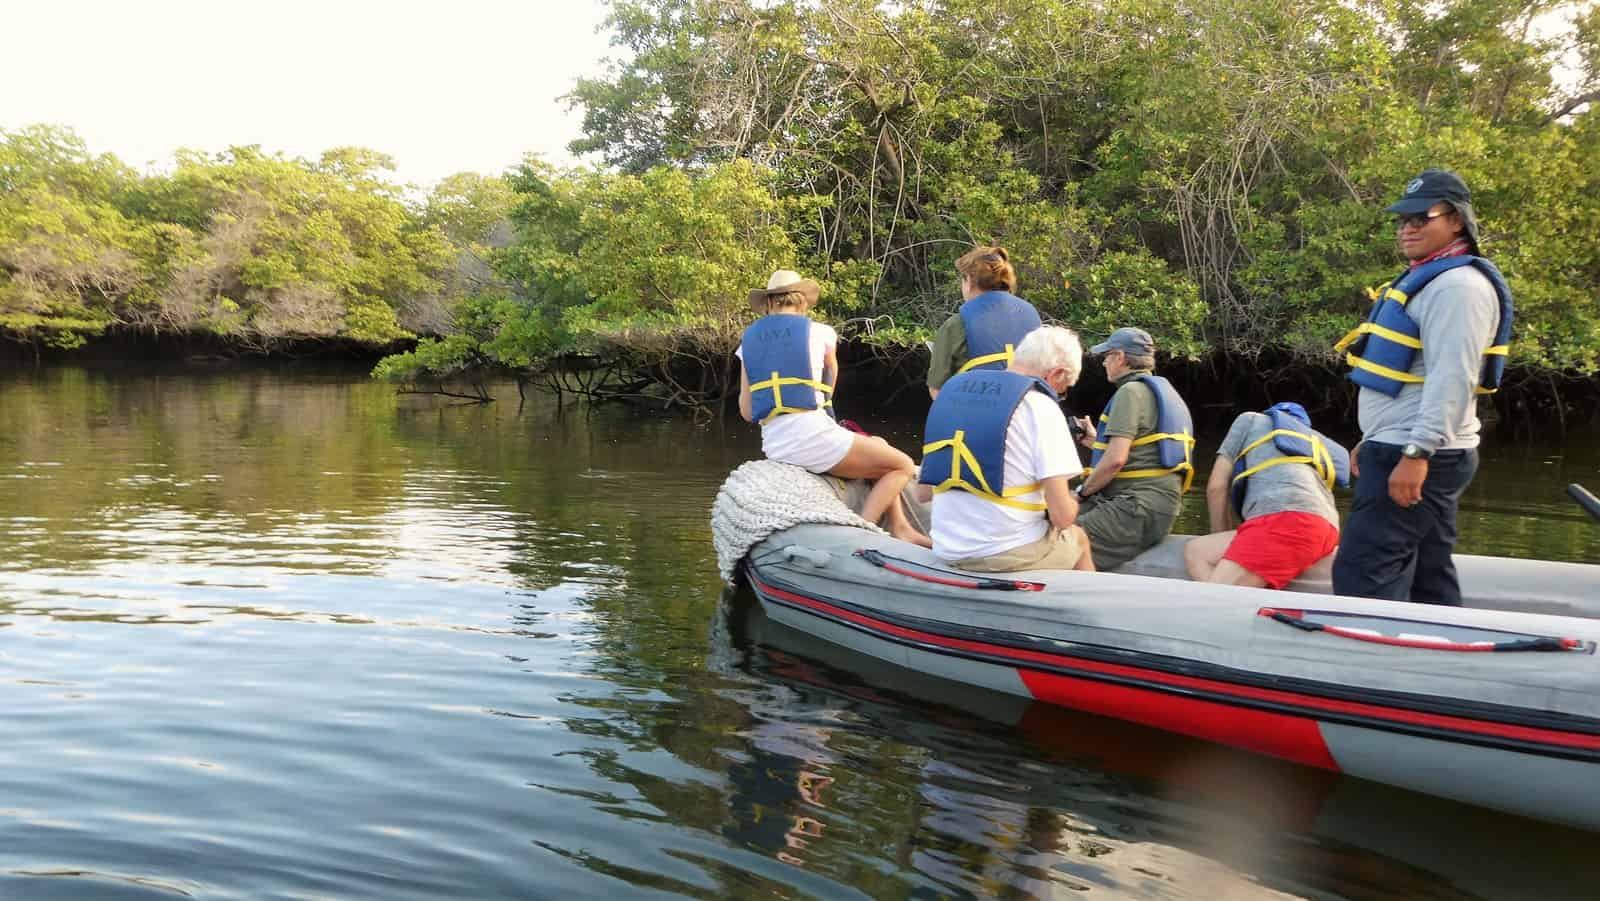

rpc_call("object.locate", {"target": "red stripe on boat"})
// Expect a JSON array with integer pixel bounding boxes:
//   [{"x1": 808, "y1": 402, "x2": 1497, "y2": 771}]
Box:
[
  {"x1": 751, "y1": 572, "x2": 1600, "y2": 752},
  {"x1": 1016, "y1": 669, "x2": 1339, "y2": 770}
]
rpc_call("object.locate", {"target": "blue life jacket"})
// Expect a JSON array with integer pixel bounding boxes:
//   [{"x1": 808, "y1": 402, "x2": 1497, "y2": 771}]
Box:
[
  {"x1": 1335, "y1": 255, "x2": 1514, "y2": 398},
  {"x1": 1229, "y1": 408, "x2": 1351, "y2": 518},
  {"x1": 920, "y1": 370, "x2": 1058, "y2": 511},
  {"x1": 1088, "y1": 374, "x2": 1195, "y2": 492},
  {"x1": 957, "y1": 291, "x2": 1042, "y2": 374},
  {"x1": 741, "y1": 314, "x2": 832, "y2": 423}
]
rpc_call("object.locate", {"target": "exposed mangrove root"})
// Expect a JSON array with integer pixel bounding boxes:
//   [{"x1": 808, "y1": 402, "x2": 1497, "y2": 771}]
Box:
[{"x1": 396, "y1": 382, "x2": 493, "y2": 403}]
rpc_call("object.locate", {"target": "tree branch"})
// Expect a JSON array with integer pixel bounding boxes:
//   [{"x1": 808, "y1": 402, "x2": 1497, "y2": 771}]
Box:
[{"x1": 1545, "y1": 88, "x2": 1600, "y2": 124}]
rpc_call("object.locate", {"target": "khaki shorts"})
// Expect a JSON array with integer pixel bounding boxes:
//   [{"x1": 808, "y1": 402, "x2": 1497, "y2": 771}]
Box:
[{"x1": 948, "y1": 526, "x2": 1083, "y2": 573}]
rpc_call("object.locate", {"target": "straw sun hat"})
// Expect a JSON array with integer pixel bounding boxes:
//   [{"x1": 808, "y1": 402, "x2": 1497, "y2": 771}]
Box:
[{"x1": 747, "y1": 269, "x2": 820, "y2": 312}]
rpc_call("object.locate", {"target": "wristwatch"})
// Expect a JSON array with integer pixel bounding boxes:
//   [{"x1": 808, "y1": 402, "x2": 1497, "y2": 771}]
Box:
[{"x1": 1401, "y1": 443, "x2": 1432, "y2": 460}]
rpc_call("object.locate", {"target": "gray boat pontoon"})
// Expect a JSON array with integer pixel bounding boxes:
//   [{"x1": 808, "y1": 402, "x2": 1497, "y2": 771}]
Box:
[{"x1": 715, "y1": 463, "x2": 1600, "y2": 832}]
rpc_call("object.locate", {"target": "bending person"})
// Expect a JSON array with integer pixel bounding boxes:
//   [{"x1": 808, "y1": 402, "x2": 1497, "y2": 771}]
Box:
[
  {"x1": 1185, "y1": 402, "x2": 1349, "y2": 587},
  {"x1": 919, "y1": 326, "x2": 1094, "y2": 573},
  {"x1": 926, "y1": 246, "x2": 1043, "y2": 399},
  {"x1": 738, "y1": 270, "x2": 930, "y2": 547}
]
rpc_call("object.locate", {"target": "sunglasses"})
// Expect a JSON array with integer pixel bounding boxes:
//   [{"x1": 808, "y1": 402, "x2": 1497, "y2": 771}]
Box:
[{"x1": 1394, "y1": 209, "x2": 1448, "y2": 230}]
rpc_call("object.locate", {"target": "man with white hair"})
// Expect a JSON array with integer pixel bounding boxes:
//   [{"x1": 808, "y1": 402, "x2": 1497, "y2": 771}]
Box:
[{"x1": 918, "y1": 326, "x2": 1095, "y2": 572}]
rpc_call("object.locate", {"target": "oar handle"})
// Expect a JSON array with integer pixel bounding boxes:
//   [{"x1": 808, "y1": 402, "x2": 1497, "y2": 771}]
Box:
[{"x1": 1567, "y1": 483, "x2": 1600, "y2": 523}]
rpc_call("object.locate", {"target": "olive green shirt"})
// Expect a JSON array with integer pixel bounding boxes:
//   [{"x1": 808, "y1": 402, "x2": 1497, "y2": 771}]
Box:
[
  {"x1": 1080, "y1": 370, "x2": 1183, "y2": 570},
  {"x1": 926, "y1": 313, "x2": 968, "y2": 391},
  {"x1": 1097, "y1": 371, "x2": 1176, "y2": 494}
]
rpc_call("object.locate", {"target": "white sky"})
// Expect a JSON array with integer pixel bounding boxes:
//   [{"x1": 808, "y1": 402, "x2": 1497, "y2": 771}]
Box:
[{"x1": 0, "y1": 0, "x2": 617, "y2": 188}]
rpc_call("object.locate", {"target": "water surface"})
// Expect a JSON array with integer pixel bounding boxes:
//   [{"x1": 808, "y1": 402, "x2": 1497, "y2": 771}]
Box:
[{"x1": 0, "y1": 366, "x2": 1595, "y2": 900}]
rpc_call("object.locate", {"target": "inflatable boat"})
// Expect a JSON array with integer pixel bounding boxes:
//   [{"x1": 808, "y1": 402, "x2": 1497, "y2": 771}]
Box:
[{"x1": 715, "y1": 463, "x2": 1600, "y2": 831}]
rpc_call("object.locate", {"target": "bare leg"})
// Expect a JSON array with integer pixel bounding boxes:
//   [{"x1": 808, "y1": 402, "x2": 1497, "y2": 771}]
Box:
[
  {"x1": 1183, "y1": 531, "x2": 1235, "y2": 581},
  {"x1": 1209, "y1": 558, "x2": 1268, "y2": 588},
  {"x1": 881, "y1": 486, "x2": 934, "y2": 548},
  {"x1": 829, "y1": 435, "x2": 930, "y2": 546},
  {"x1": 874, "y1": 471, "x2": 932, "y2": 547}
]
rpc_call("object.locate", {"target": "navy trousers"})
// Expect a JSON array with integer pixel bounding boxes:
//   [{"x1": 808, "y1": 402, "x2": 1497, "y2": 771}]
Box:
[{"x1": 1331, "y1": 441, "x2": 1479, "y2": 605}]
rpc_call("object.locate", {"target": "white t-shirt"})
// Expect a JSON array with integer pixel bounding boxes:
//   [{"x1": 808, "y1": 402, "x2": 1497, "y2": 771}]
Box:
[
  {"x1": 738, "y1": 321, "x2": 855, "y2": 472},
  {"x1": 931, "y1": 392, "x2": 1083, "y2": 560}
]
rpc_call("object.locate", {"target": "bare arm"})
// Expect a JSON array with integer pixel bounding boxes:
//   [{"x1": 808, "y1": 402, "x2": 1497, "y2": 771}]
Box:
[
  {"x1": 1042, "y1": 475, "x2": 1079, "y2": 529},
  {"x1": 928, "y1": 386, "x2": 940, "y2": 400},
  {"x1": 1206, "y1": 454, "x2": 1235, "y2": 533},
  {"x1": 738, "y1": 368, "x2": 753, "y2": 423},
  {"x1": 822, "y1": 344, "x2": 838, "y2": 392},
  {"x1": 1078, "y1": 437, "x2": 1131, "y2": 496}
]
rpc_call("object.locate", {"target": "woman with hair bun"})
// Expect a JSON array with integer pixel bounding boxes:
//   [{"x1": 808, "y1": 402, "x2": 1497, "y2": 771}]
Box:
[{"x1": 926, "y1": 246, "x2": 1044, "y2": 398}]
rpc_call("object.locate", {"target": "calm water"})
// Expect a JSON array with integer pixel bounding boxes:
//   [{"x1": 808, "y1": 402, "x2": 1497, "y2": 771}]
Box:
[{"x1": 0, "y1": 365, "x2": 1596, "y2": 900}]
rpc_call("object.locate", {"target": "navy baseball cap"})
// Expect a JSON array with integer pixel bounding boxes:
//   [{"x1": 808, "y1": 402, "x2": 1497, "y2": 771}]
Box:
[
  {"x1": 1385, "y1": 168, "x2": 1471, "y2": 215},
  {"x1": 1384, "y1": 168, "x2": 1480, "y2": 249},
  {"x1": 1090, "y1": 326, "x2": 1155, "y2": 356}
]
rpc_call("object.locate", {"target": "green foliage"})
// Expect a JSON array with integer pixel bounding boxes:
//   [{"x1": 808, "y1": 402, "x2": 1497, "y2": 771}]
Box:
[
  {"x1": 10, "y1": 0, "x2": 1600, "y2": 401},
  {"x1": 0, "y1": 126, "x2": 144, "y2": 346},
  {"x1": 555, "y1": 0, "x2": 1600, "y2": 379},
  {"x1": 556, "y1": 160, "x2": 800, "y2": 356},
  {"x1": 0, "y1": 128, "x2": 480, "y2": 349}
]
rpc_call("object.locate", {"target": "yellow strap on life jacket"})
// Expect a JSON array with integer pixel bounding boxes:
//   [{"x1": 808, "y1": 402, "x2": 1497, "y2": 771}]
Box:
[
  {"x1": 1475, "y1": 344, "x2": 1511, "y2": 395},
  {"x1": 1333, "y1": 324, "x2": 1365, "y2": 353},
  {"x1": 1344, "y1": 353, "x2": 1425, "y2": 385},
  {"x1": 1334, "y1": 282, "x2": 1408, "y2": 353},
  {"x1": 956, "y1": 344, "x2": 1016, "y2": 375},
  {"x1": 1108, "y1": 461, "x2": 1196, "y2": 493},
  {"x1": 921, "y1": 429, "x2": 1048, "y2": 512},
  {"x1": 1338, "y1": 321, "x2": 1423, "y2": 350},
  {"x1": 750, "y1": 371, "x2": 835, "y2": 424},
  {"x1": 1088, "y1": 416, "x2": 1197, "y2": 493},
  {"x1": 1233, "y1": 429, "x2": 1339, "y2": 490}
]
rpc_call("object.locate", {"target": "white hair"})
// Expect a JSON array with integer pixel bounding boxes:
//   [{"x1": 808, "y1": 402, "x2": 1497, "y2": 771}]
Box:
[{"x1": 1012, "y1": 326, "x2": 1083, "y2": 386}]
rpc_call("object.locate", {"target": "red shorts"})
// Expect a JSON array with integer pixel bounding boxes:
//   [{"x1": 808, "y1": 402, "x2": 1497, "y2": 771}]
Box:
[{"x1": 1223, "y1": 511, "x2": 1340, "y2": 589}]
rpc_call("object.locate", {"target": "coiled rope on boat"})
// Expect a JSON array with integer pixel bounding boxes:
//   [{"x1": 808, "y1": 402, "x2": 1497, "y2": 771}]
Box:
[{"x1": 711, "y1": 460, "x2": 882, "y2": 582}]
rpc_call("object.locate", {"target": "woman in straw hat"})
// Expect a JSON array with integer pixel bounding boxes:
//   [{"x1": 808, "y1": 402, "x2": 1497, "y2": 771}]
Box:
[{"x1": 738, "y1": 270, "x2": 930, "y2": 547}]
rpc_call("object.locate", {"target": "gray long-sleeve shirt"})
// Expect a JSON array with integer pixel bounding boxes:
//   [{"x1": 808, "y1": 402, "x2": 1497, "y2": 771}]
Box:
[{"x1": 1357, "y1": 265, "x2": 1501, "y2": 452}]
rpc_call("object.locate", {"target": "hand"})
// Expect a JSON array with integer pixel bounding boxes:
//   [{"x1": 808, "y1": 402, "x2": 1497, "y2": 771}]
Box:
[
  {"x1": 1074, "y1": 416, "x2": 1095, "y2": 448},
  {"x1": 1349, "y1": 443, "x2": 1361, "y2": 479},
  {"x1": 1388, "y1": 456, "x2": 1427, "y2": 508}
]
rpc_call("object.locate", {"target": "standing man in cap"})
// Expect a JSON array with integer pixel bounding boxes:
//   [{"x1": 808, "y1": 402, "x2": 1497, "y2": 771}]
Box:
[
  {"x1": 1331, "y1": 169, "x2": 1514, "y2": 604},
  {"x1": 1071, "y1": 327, "x2": 1195, "y2": 571}
]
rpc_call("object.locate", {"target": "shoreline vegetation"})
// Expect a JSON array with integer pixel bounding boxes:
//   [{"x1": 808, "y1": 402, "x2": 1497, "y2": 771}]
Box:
[{"x1": 3, "y1": 1, "x2": 1598, "y2": 424}]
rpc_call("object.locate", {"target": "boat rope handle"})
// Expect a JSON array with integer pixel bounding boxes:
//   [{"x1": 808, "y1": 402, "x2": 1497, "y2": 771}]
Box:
[
  {"x1": 855, "y1": 549, "x2": 1045, "y2": 592},
  {"x1": 1259, "y1": 608, "x2": 1589, "y2": 653}
]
